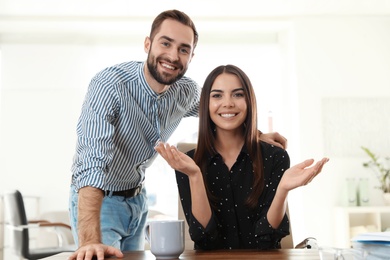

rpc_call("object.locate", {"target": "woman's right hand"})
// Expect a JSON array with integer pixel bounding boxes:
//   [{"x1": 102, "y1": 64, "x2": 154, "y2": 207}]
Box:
[{"x1": 155, "y1": 142, "x2": 201, "y2": 177}]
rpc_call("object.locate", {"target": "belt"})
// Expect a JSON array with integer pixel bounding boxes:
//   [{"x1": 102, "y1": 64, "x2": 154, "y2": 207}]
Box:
[{"x1": 105, "y1": 184, "x2": 143, "y2": 198}]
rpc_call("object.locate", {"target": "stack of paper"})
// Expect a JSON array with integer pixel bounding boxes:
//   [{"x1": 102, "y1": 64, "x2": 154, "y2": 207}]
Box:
[{"x1": 351, "y1": 232, "x2": 390, "y2": 259}]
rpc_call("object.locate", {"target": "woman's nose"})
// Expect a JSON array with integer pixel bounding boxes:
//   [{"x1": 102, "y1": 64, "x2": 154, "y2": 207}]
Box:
[{"x1": 222, "y1": 97, "x2": 234, "y2": 107}]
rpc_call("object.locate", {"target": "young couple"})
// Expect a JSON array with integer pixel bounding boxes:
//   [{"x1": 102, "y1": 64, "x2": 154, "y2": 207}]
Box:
[{"x1": 69, "y1": 9, "x2": 328, "y2": 260}]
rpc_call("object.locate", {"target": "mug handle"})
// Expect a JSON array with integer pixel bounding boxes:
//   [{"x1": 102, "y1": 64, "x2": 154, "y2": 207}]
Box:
[{"x1": 145, "y1": 222, "x2": 151, "y2": 243}]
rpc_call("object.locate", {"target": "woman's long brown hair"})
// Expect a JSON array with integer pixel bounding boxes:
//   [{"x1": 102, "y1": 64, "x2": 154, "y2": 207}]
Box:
[{"x1": 193, "y1": 64, "x2": 264, "y2": 209}]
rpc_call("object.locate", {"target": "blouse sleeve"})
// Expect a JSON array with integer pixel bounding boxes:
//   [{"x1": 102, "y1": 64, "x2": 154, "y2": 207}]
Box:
[
  {"x1": 175, "y1": 150, "x2": 220, "y2": 249},
  {"x1": 175, "y1": 170, "x2": 220, "y2": 249},
  {"x1": 253, "y1": 145, "x2": 291, "y2": 242}
]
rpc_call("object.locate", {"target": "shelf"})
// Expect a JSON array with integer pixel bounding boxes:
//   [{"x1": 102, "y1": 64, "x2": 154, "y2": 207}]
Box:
[{"x1": 334, "y1": 206, "x2": 390, "y2": 248}]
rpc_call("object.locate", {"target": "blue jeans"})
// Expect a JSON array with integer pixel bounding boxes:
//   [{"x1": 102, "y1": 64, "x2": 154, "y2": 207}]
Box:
[{"x1": 69, "y1": 185, "x2": 149, "y2": 251}]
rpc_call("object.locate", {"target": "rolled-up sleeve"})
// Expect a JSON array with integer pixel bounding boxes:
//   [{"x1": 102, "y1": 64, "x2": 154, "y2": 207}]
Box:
[
  {"x1": 187, "y1": 211, "x2": 219, "y2": 249},
  {"x1": 254, "y1": 213, "x2": 290, "y2": 242},
  {"x1": 254, "y1": 146, "x2": 291, "y2": 243},
  {"x1": 176, "y1": 167, "x2": 220, "y2": 249},
  {"x1": 72, "y1": 77, "x2": 118, "y2": 191}
]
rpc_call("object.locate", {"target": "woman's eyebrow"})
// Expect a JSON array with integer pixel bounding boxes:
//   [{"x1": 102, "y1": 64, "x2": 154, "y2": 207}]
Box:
[{"x1": 210, "y1": 88, "x2": 244, "y2": 93}]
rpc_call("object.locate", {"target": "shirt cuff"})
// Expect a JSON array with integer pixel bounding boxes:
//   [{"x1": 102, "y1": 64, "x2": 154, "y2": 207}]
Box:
[{"x1": 254, "y1": 214, "x2": 290, "y2": 241}]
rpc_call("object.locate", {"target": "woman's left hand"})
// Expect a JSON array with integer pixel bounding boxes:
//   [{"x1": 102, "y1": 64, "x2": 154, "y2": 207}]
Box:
[{"x1": 279, "y1": 157, "x2": 329, "y2": 192}]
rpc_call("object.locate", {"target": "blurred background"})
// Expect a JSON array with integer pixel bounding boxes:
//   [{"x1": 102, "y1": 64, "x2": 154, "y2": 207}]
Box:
[{"x1": 1, "y1": 0, "x2": 390, "y2": 259}]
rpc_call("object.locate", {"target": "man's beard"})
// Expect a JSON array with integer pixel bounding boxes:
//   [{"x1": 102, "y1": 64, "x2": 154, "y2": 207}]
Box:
[{"x1": 146, "y1": 54, "x2": 187, "y2": 85}]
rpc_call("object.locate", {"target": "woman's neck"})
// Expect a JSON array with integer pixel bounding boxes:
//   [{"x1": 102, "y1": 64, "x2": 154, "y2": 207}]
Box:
[{"x1": 214, "y1": 129, "x2": 245, "y2": 170}]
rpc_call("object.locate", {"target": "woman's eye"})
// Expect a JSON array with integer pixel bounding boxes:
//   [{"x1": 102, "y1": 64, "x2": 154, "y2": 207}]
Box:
[{"x1": 211, "y1": 94, "x2": 221, "y2": 98}]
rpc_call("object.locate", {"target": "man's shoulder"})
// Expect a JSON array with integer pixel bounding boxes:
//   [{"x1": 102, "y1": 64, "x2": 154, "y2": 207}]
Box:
[
  {"x1": 94, "y1": 61, "x2": 142, "y2": 83},
  {"x1": 108, "y1": 61, "x2": 141, "y2": 70},
  {"x1": 170, "y1": 76, "x2": 200, "y2": 98},
  {"x1": 174, "y1": 75, "x2": 198, "y2": 88}
]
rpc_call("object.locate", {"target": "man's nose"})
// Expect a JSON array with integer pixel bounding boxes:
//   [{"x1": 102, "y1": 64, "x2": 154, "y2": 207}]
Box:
[{"x1": 167, "y1": 48, "x2": 179, "y2": 61}]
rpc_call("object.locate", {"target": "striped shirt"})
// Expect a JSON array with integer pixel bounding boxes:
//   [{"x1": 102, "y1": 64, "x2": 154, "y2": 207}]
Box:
[{"x1": 71, "y1": 61, "x2": 200, "y2": 192}]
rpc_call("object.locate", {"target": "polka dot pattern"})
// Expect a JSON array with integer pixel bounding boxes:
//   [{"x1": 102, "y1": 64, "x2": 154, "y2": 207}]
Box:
[{"x1": 176, "y1": 142, "x2": 291, "y2": 250}]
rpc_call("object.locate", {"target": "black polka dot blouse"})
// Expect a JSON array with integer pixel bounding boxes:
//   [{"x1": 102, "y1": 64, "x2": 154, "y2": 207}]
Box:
[{"x1": 176, "y1": 141, "x2": 291, "y2": 250}]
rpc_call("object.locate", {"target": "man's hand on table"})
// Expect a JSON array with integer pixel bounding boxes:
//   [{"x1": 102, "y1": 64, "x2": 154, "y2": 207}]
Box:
[{"x1": 68, "y1": 243, "x2": 123, "y2": 260}]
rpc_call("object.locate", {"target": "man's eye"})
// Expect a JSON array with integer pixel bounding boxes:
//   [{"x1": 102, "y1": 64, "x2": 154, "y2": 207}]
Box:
[
  {"x1": 180, "y1": 48, "x2": 190, "y2": 54},
  {"x1": 162, "y1": 42, "x2": 170, "y2": 47}
]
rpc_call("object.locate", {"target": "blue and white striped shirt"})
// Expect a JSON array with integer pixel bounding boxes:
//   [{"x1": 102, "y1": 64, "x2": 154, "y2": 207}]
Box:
[{"x1": 71, "y1": 61, "x2": 200, "y2": 191}]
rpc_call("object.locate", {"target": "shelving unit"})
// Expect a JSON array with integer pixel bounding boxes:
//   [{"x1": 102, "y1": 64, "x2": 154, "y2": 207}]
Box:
[
  {"x1": 1, "y1": 197, "x2": 3, "y2": 260},
  {"x1": 334, "y1": 206, "x2": 390, "y2": 248}
]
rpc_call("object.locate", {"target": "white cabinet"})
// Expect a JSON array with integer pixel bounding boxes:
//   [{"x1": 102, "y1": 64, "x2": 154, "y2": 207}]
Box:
[
  {"x1": 334, "y1": 206, "x2": 390, "y2": 248},
  {"x1": 1, "y1": 197, "x2": 3, "y2": 260}
]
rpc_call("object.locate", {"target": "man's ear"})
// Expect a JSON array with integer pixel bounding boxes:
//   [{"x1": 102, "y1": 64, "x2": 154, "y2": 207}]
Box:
[
  {"x1": 144, "y1": 36, "x2": 151, "y2": 53},
  {"x1": 189, "y1": 52, "x2": 195, "y2": 63}
]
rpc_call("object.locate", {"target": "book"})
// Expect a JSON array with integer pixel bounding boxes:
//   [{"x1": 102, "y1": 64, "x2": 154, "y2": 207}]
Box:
[
  {"x1": 352, "y1": 232, "x2": 390, "y2": 259},
  {"x1": 352, "y1": 231, "x2": 390, "y2": 244}
]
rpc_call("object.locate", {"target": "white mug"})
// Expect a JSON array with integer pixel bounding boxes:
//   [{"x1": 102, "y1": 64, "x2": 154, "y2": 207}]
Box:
[{"x1": 145, "y1": 220, "x2": 185, "y2": 259}]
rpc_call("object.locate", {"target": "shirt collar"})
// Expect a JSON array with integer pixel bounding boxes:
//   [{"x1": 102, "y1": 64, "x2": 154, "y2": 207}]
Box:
[
  {"x1": 207, "y1": 144, "x2": 249, "y2": 165},
  {"x1": 138, "y1": 61, "x2": 160, "y2": 98}
]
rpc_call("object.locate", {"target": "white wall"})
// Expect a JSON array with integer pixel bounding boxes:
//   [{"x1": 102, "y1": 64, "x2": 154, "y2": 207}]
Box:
[
  {"x1": 288, "y1": 15, "x2": 390, "y2": 246},
  {"x1": 1, "y1": 1, "x2": 390, "y2": 258}
]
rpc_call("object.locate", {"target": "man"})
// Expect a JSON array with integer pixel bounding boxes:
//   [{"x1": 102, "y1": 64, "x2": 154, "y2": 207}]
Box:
[{"x1": 69, "y1": 9, "x2": 287, "y2": 260}]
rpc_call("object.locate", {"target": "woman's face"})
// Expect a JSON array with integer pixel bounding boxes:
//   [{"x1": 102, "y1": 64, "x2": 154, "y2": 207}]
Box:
[{"x1": 209, "y1": 73, "x2": 247, "y2": 133}]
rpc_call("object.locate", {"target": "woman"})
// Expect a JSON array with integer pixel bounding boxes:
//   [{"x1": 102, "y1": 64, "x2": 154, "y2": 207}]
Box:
[{"x1": 155, "y1": 64, "x2": 329, "y2": 250}]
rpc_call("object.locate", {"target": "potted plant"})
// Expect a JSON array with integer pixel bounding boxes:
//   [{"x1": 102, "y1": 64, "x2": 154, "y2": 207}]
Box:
[{"x1": 361, "y1": 146, "x2": 390, "y2": 205}]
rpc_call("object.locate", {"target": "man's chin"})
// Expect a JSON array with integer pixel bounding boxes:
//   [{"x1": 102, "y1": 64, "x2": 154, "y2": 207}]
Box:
[{"x1": 157, "y1": 75, "x2": 181, "y2": 85}]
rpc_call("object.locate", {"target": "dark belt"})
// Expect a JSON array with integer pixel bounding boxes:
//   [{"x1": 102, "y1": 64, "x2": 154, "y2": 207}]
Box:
[{"x1": 106, "y1": 184, "x2": 143, "y2": 198}]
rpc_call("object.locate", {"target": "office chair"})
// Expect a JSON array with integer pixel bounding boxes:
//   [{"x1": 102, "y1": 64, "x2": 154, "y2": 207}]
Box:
[
  {"x1": 176, "y1": 142, "x2": 318, "y2": 249},
  {"x1": 36, "y1": 210, "x2": 75, "y2": 248},
  {"x1": 3, "y1": 190, "x2": 76, "y2": 260}
]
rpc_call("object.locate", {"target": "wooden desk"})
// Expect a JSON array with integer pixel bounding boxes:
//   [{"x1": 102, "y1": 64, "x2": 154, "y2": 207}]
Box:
[{"x1": 43, "y1": 249, "x2": 320, "y2": 259}]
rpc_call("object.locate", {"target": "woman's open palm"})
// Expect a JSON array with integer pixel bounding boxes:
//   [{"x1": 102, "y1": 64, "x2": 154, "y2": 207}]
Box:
[
  {"x1": 279, "y1": 157, "x2": 329, "y2": 192},
  {"x1": 155, "y1": 142, "x2": 200, "y2": 177}
]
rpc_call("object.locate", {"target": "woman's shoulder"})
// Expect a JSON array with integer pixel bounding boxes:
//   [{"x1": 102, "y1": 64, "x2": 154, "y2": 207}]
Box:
[
  {"x1": 186, "y1": 148, "x2": 196, "y2": 158},
  {"x1": 260, "y1": 141, "x2": 288, "y2": 157},
  {"x1": 260, "y1": 141, "x2": 290, "y2": 168}
]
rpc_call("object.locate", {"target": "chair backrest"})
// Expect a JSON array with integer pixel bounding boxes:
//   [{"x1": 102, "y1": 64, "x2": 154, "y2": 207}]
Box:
[
  {"x1": 280, "y1": 205, "x2": 294, "y2": 248},
  {"x1": 37, "y1": 211, "x2": 75, "y2": 247},
  {"x1": 3, "y1": 190, "x2": 30, "y2": 258},
  {"x1": 176, "y1": 143, "x2": 197, "y2": 249},
  {"x1": 176, "y1": 143, "x2": 197, "y2": 155}
]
